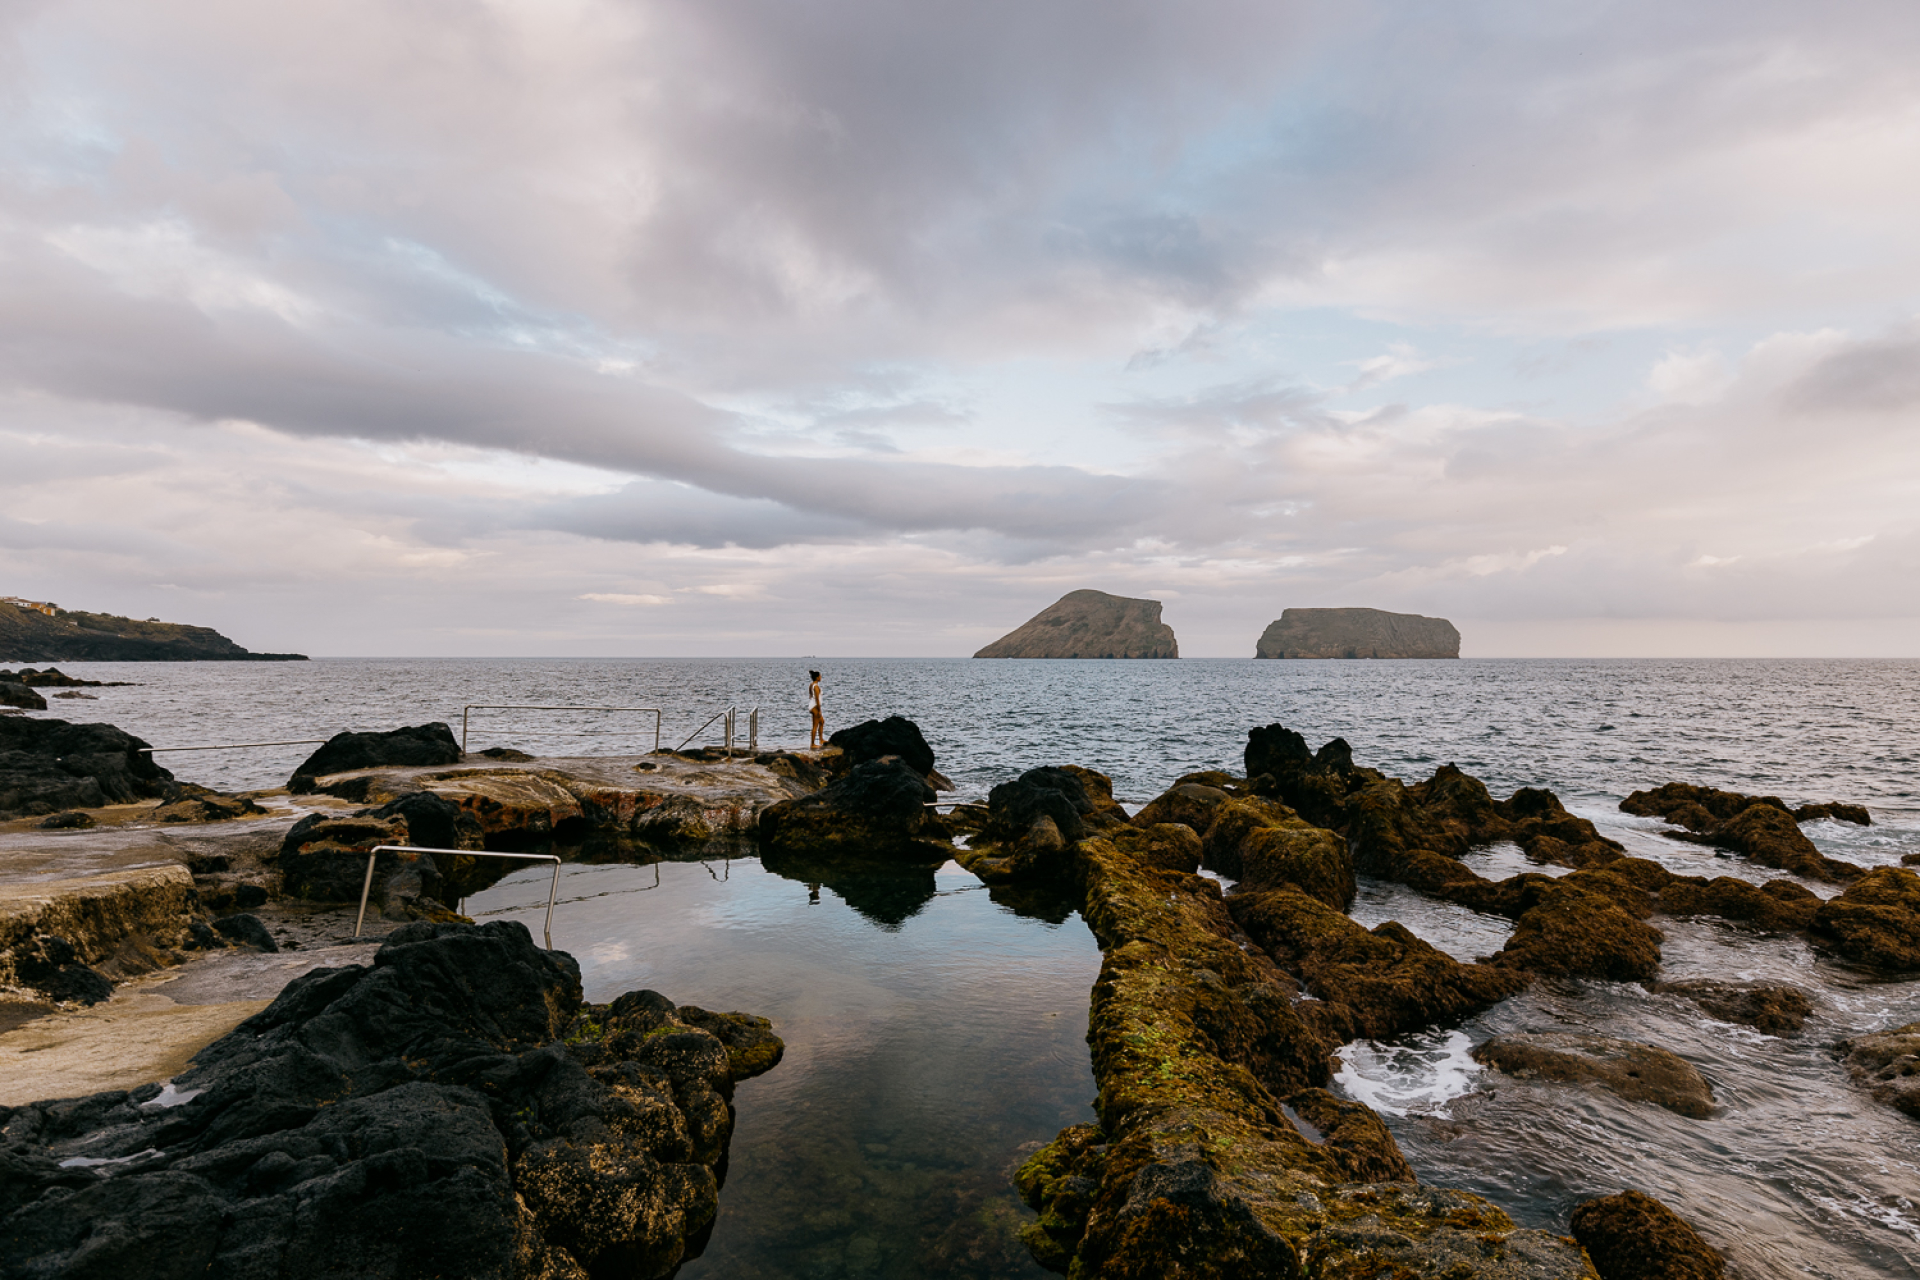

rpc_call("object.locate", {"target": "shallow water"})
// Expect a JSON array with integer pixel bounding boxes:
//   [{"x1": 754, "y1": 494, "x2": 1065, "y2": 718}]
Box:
[
  {"x1": 13, "y1": 656, "x2": 1920, "y2": 1274},
  {"x1": 466, "y1": 854, "x2": 1099, "y2": 1279}
]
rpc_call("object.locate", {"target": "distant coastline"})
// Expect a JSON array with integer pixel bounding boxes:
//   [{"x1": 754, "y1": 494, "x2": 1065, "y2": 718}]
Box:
[{"x1": 0, "y1": 600, "x2": 307, "y2": 662}]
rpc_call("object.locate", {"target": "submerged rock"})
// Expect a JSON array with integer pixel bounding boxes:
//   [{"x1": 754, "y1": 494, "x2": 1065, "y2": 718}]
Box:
[
  {"x1": 287, "y1": 722, "x2": 464, "y2": 793},
  {"x1": 973, "y1": 589, "x2": 1179, "y2": 659},
  {"x1": 0, "y1": 716, "x2": 177, "y2": 818},
  {"x1": 0, "y1": 921, "x2": 783, "y2": 1279},
  {"x1": 1254, "y1": 607, "x2": 1461, "y2": 659},
  {"x1": 1569, "y1": 1189, "x2": 1726, "y2": 1279},
  {"x1": 758, "y1": 758, "x2": 950, "y2": 861},
  {"x1": 1472, "y1": 1032, "x2": 1716, "y2": 1118},
  {"x1": 1840, "y1": 1022, "x2": 1920, "y2": 1120},
  {"x1": 1646, "y1": 979, "x2": 1812, "y2": 1036}
]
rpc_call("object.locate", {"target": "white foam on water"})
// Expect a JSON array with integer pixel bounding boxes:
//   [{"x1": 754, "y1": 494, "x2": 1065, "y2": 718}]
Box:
[
  {"x1": 141, "y1": 1081, "x2": 202, "y2": 1109},
  {"x1": 58, "y1": 1148, "x2": 161, "y2": 1169},
  {"x1": 1332, "y1": 1028, "x2": 1483, "y2": 1118}
]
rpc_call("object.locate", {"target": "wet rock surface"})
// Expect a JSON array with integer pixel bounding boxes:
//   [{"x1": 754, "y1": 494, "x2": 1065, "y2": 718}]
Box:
[
  {"x1": 0, "y1": 682, "x2": 46, "y2": 711},
  {"x1": 1472, "y1": 1032, "x2": 1716, "y2": 1118},
  {"x1": 1645, "y1": 979, "x2": 1812, "y2": 1036},
  {"x1": 1015, "y1": 826, "x2": 1598, "y2": 1278},
  {"x1": 0, "y1": 718, "x2": 178, "y2": 819},
  {"x1": 1569, "y1": 1189, "x2": 1725, "y2": 1279},
  {"x1": 0, "y1": 921, "x2": 783, "y2": 1280},
  {"x1": 825, "y1": 715, "x2": 937, "y2": 777},
  {"x1": 1620, "y1": 781, "x2": 1866, "y2": 883},
  {"x1": 1839, "y1": 1021, "x2": 1920, "y2": 1120},
  {"x1": 1810, "y1": 867, "x2": 1920, "y2": 970}
]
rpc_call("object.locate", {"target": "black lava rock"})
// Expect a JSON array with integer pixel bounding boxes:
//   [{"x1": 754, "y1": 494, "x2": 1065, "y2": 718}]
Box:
[
  {"x1": 0, "y1": 717, "x2": 176, "y2": 819},
  {"x1": 827, "y1": 715, "x2": 936, "y2": 776},
  {"x1": 287, "y1": 723, "x2": 463, "y2": 793},
  {"x1": 0, "y1": 921, "x2": 781, "y2": 1280},
  {"x1": 758, "y1": 757, "x2": 947, "y2": 860},
  {"x1": 0, "y1": 681, "x2": 46, "y2": 711},
  {"x1": 210, "y1": 914, "x2": 278, "y2": 953},
  {"x1": 986, "y1": 767, "x2": 1096, "y2": 844},
  {"x1": 12, "y1": 933, "x2": 114, "y2": 1005}
]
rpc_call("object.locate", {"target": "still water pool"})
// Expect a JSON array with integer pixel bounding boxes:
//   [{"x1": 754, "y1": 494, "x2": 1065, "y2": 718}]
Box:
[{"x1": 466, "y1": 854, "x2": 1100, "y2": 1280}]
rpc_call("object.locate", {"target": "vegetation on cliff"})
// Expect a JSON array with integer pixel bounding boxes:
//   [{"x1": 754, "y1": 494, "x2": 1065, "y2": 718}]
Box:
[
  {"x1": 0, "y1": 600, "x2": 306, "y2": 661},
  {"x1": 1255, "y1": 607, "x2": 1459, "y2": 659}
]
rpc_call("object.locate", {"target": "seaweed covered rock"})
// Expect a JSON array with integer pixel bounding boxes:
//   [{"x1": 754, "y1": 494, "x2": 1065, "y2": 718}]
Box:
[
  {"x1": 1472, "y1": 1032, "x2": 1715, "y2": 1118},
  {"x1": 1657, "y1": 875, "x2": 1822, "y2": 931},
  {"x1": 287, "y1": 722, "x2": 464, "y2": 793},
  {"x1": 1793, "y1": 801, "x2": 1871, "y2": 825},
  {"x1": 1621, "y1": 782, "x2": 1864, "y2": 883},
  {"x1": 1229, "y1": 887, "x2": 1527, "y2": 1043},
  {"x1": 1647, "y1": 979, "x2": 1811, "y2": 1035},
  {"x1": 1021, "y1": 834, "x2": 1594, "y2": 1279},
  {"x1": 826, "y1": 715, "x2": 937, "y2": 776},
  {"x1": 1839, "y1": 1022, "x2": 1920, "y2": 1120},
  {"x1": 1811, "y1": 867, "x2": 1920, "y2": 970},
  {"x1": 0, "y1": 716, "x2": 177, "y2": 818},
  {"x1": 757, "y1": 757, "x2": 949, "y2": 861},
  {"x1": 1130, "y1": 781, "x2": 1232, "y2": 834},
  {"x1": 0, "y1": 921, "x2": 782, "y2": 1280},
  {"x1": 1570, "y1": 1189, "x2": 1725, "y2": 1279},
  {"x1": 1107, "y1": 822, "x2": 1202, "y2": 875},
  {"x1": 1490, "y1": 875, "x2": 1664, "y2": 982}
]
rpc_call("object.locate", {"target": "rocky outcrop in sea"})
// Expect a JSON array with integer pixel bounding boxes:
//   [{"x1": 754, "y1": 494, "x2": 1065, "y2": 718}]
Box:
[
  {"x1": 974, "y1": 590, "x2": 1179, "y2": 659},
  {"x1": 1255, "y1": 607, "x2": 1460, "y2": 659}
]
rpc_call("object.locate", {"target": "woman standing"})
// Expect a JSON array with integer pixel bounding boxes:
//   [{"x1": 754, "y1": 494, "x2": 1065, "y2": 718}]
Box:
[{"x1": 807, "y1": 669, "x2": 825, "y2": 749}]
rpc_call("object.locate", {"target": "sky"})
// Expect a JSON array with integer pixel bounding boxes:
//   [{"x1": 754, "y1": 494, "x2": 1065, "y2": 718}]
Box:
[{"x1": 2, "y1": 0, "x2": 1917, "y2": 658}]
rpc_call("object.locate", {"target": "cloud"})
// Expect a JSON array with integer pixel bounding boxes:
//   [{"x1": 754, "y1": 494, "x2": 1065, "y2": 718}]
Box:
[{"x1": 581, "y1": 593, "x2": 674, "y2": 606}]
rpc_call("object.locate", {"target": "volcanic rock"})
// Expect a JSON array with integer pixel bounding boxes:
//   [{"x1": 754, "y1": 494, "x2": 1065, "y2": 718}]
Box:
[
  {"x1": 1621, "y1": 781, "x2": 1865, "y2": 883},
  {"x1": 1646, "y1": 979, "x2": 1811, "y2": 1036},
  {"x1": 9, "y1": 933, "x2": 115, "y2": 1005},
  {"x1": 287, "y1": 723, "x2": 464, "y2": 793},
  {"x1": 0, "y1": 921, "x2": 782, "y2": 1279},
  {"x1": 1230, "y1": 886, "x2": 1527, "y2": 1043},
  {"x1": 1793, "y1": 801, "x2": 1872, "y2": 825},
  {"x1": 1810, "y1": 867, "x2": 1920, "y2": 970},
  {"x1": 0, "y1": 681, "x2": 46, "y2": 710},
  {"x1": 1839, "y1": 1021, "x2": 1920, "y2": 1120},
  {"x1": 757, "y1": 757, "x2": 950, "y2": 860},
  {"x1": 973, "y1": 589, "x2": 1178, "y2": 659},
  {"x1": 1656, "y1": 875, "x2": 1821, "y2": 932},
  {"x1": 1254, "y1": 607, "x2": 1460, "y2": 659},
  {"x1": 1472, "y1": 1032, "x2": 1715, "y2": 1117},
  {"x1": 1107, "y1": 822, "x2": 1203, "y2": 875},
  {"x1": 0, "y1": 716, "x2": 177, "y2": 818},
  {"x1": 1570, "y1": 1189, "x2": 1725, "y2": 1279},
  {"x1": 826, "y1": 715, "x2": 936, "y2": 776}
]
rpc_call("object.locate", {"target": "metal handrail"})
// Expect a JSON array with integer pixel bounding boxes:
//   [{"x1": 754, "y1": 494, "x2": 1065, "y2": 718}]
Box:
[
  {"x1": 355, "y1": 845, "x2": 563, "y2": 949},
  {"x1": 670, "y1": 705, "x2": 761, "y2": 755},
  {"x1": 138, "y1": 738, "x2": 333, "y2": 754},
  {"x1": 460, "y1": 704, "x2": 663, "y2": 754}
]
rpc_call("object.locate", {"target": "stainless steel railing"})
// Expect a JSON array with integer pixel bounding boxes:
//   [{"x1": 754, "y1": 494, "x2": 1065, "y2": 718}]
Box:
[
  {"x1": 673, "y1": 705, "x2": 759, "y2": 756},
  {"x1": 355, "y1": 845, "x2": 563, "y2": 949},
  {"x1": 460, "y1": 704, "x2": 663, "y2": 754}
]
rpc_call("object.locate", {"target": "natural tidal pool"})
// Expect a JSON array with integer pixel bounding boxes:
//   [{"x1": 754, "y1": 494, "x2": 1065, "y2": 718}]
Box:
[{"x1": 466, "y1": 852, "x2": 1102, "y2": 1280}]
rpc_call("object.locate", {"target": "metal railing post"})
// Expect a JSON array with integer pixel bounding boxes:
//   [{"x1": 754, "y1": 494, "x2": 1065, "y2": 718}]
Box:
[
  {"x1": 749, "y1": 708, "x2": 759, "y2": 754},
  {"x1": 355, "y1": 845, "x2": 564, "y2": 949}
]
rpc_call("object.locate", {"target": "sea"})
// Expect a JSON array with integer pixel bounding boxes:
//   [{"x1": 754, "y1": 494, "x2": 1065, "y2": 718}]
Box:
[{"x1": 13, "y1": 656, "x2": 1920, "y2": 1278}]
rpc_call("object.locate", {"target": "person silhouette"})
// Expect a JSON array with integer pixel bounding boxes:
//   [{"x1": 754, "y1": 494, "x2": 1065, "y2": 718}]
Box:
[{"x1": 807, "y1": 669, "x2": 825, "y2": 749}]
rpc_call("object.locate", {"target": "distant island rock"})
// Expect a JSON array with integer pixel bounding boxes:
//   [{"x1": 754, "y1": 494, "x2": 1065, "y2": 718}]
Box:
[
  {"x1": 0, "y1": 598, "x2": 307, "y2": 662},
  {"x1": 975, "y1": 590, "x2": 1179, "y2": 659},
  {"x1": 1255, "y1": 608, "x2": 1459, "y2": 659}
]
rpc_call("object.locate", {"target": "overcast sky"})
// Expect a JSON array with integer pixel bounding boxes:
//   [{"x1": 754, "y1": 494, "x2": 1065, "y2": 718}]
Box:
[{"x1": 3, "y1": 0, "x2": 1917, "y2": 657}]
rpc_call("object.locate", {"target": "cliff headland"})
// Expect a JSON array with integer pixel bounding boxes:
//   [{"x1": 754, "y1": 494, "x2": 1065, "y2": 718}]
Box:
[
  {"x1": 1256, "y1": 607, "x2": 1459, "y2": 659},
  {"x1": 0, "y1": 600, "x2": 306, "y2": 662},
  {"x1": 974, "y1": 589, "x2": 1178, "y2": 659}
]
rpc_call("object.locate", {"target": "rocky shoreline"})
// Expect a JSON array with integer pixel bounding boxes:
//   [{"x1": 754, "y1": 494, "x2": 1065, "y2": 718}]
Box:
[{"x1": 2, "y1": 711, "x2": 1913, "y2": 1278}]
